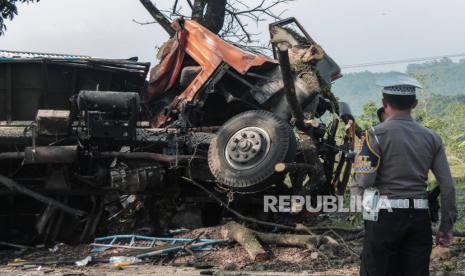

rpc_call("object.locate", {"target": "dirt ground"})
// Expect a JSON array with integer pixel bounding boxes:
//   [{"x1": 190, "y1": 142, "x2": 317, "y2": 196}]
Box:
[
  {"x1": 0, "y1": 265, "x2": 360, "y2": 276},
  {"x1": 0, "y1": 225, "x2": 464, "y2": 276}
]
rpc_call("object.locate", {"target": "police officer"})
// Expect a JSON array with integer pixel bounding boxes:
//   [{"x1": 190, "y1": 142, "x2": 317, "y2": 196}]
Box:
[{"x1": 349, "y1": 73, "x2": 457, "y2": 276}]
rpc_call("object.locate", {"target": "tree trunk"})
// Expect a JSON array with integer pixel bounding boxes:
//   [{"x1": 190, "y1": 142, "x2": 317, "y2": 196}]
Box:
[
  {"x1": 192, "y1": 0, "x2": 226, "y2": 34},
  {"x1": 200, "y1": 0, "x2": 226, "y2": 34},
  {"x1": 221, "y1": 222, "x2": 338, "y2": 262},
  {"x1": 254, "y1": 231, "x2": 320, "y2": 249},
  {"x1": 140, "y1": 0, "x2": 227, "y2": 36},
  {"x1": 191, "y1": 0, "x2": 207, "y2": 21},
  {"x1": 221, "y1": 222, "x2": 268, "y2": 261}
]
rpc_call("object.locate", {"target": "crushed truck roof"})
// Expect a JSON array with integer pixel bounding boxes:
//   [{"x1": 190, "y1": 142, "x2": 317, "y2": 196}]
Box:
[{"x1": 0, "y1": 49, "x2": 91, "y2": 59}]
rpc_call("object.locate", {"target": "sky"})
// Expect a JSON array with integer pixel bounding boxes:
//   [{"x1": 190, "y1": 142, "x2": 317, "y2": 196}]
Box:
[{"x1": 1, "y1": 0, "x2": 465, "y2": 74}]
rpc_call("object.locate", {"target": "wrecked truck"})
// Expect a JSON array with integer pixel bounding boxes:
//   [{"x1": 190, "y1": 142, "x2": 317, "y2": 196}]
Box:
[{"x1": 0, "y1": 18, "x2": 356, "y2": 244}]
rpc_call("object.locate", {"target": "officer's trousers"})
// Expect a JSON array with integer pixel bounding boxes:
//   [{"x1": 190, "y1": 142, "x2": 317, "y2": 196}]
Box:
[{"x1": 360, "y1": 209, "x2": 432, "y2": 276}]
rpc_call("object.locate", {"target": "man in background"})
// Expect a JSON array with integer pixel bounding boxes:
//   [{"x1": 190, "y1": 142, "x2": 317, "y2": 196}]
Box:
[{"x1": 376, "y1": 107, "x2": 386, "y2": 123}]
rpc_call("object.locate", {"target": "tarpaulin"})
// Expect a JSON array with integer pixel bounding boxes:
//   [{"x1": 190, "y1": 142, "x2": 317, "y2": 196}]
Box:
[{"x1": 145, "y1": 20, "x2": 188, "y2": 102}]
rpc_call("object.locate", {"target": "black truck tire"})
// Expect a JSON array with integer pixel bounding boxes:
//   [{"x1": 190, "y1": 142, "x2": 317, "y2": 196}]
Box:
[{"x1": 208, "y1": 110, "x2": 296, "y2": 192}]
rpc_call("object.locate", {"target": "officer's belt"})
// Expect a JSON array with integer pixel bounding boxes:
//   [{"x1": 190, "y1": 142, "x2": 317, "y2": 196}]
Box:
[{"x1": 386, "y1": 198, "x2": 428, "y2": 209}]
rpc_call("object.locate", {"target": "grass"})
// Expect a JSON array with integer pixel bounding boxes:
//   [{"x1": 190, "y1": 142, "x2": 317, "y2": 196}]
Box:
[
  {"x1": 453, "y1": 177, "x2": 465, "y2": 231},
  {"x1": 434, "y1": 153, "x2": 465, "y2": 231}
]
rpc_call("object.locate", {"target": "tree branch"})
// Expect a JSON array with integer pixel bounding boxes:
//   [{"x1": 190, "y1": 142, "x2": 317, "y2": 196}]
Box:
[
  {"x1": 132, "y1": 19, "x2": 157, "y2": 25},
  {"x1": 172, "y1": 0, "x2": 179, "y2": 14},
  {"x1": 139, "y1": 0, "x2": 176, "y2": 37},
  {"x1": 136, "y1": 0, "x2": 293, "y2": 53},
  {"x1": 185, "y1": 0, "x2": 194, "y2": 9},
  {"x1": 226, "y1": 8, "x2": 251, "y2": 42}
]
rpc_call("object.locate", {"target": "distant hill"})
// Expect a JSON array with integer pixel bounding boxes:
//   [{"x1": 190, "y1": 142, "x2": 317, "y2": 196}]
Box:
[
  {"x1": 423, "y1": 94, "x2": 465, "y2": 117},
  {"x1": 332, "y1": 58, "x2": 465, "y2": 115},
  {"x1": 407, "y1": 58, "x2": 465, "y2": 96},
  {"x1": 332, "y1": 71, "x2": 384, "y2": 115}
]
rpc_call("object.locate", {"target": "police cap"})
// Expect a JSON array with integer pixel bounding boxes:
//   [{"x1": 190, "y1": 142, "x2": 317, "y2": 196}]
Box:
[{"x1": 376, "y1": 72, "x2": 422, "y2": 96}]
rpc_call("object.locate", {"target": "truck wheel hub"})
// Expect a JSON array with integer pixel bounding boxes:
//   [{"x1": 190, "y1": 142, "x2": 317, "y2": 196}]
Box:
[{"x1": 225, "y1": 127, "x2": 270, "y2": 170}]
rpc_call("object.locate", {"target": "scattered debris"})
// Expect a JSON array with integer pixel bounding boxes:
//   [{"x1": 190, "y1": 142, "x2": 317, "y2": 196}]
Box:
[
  {"x1": 310, "y1": 251, "x2": 319, "y2": 260},
  {"x1": 74, "y1": 256, "x2": 92, "y2": 267},
  {"x1": 169, "y1": 229, "x2": 191, "y2": 235},
  {"x1": 91, "y1": 234, "x2": 225, "y2": 257},
  {"x1": 0, "y1": 241, "x2": 35, "y2": 250},
  {"x1": 48, "y1": 244, "x2": 60, "y2": 253},
  {"x1": 136, "y1": 239, "x2": 227, "y2": 259},
  {"x1": 109, "y1": 256, "x2": 142, "y2": 267},
  {"x1": 2, "y1": 223, "x2": 465, "y2": 274},
  {"x1": 221, "y1": 221, "x2": 337, "y2": 261}
]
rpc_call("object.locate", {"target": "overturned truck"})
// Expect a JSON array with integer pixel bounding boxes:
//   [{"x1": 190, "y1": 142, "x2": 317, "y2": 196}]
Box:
[{"x1": 0, "y1": 18, "x2": 356, "y2": 244}]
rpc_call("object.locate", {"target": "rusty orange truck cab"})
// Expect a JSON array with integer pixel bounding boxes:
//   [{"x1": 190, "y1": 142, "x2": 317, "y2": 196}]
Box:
[
  {"x1": 145, "y1": 18, "x2": 341, "y2": 128},
  {"x1": 140, "y1": 17, "x2": 349, "y2": 194}
]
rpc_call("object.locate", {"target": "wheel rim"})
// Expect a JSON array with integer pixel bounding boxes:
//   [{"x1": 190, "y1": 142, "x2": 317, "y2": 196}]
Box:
[{"x1": 224, "y1": 127, "x2": 271, "y2": 170}]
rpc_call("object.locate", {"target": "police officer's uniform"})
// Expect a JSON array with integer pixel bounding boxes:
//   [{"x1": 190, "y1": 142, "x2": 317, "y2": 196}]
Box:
[{"x1": 349, "y1": 73, "x2": 457, "y2": 276}]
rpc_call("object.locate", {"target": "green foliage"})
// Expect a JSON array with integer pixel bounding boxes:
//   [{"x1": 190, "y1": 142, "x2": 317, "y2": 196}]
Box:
[
  {"x1": 357, "y1": 101, "x2": 379, "y2": 130},
  {"x1": 0, "y1": 0, "x2": 39, "y2": 35},
  {"x1": 416, "y1": 97, "x2": 465, "y2": 160}
]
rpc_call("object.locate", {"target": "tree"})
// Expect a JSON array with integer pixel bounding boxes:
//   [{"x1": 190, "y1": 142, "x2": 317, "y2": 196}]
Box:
[
  {"x1": 0, "y1": 0, "x2": 39, "y2": 35},
  {"x1": 138, "y1": 0, "x2": 293, "y2": 51},
  {"x1": 357, "y1": 101, "x2": 378, "y2": 130}
]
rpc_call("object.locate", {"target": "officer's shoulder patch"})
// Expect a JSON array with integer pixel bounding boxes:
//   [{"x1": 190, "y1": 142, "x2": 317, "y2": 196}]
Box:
[{"x1": 353, "y1": 131, "x2": 381, "y2": 174}]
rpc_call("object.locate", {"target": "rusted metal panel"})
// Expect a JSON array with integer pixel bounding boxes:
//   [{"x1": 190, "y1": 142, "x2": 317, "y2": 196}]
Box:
[
  {"x1": 0, "y1": 56, "x2": 150, "y2": 121},
  {"x1": 177, "y1": 20, "x2": 277, "y2": 103},
  {"x1": 183, "y1": 20, "x2": 276, "y2": 74},
  {"x1": 269, "y1": 17, "x2": 342, "y2": 83},
  {"x1": 147, "y1": 18, "x2": 278, "y2": 117}
]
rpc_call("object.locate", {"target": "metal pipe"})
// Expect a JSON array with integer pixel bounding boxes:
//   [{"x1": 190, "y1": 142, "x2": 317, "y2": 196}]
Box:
[
  {"x1": 0, "y1": 146, "x2": 78, "y2": 164},
  {"x1": 24, "y1": 146, "x2": 78, "y2": 164},
  {"x1": 0, "y1": 152, "x2": 25, "y2": 160},
  {"x1": 143, "y1": 126, "x2": 221, "y2": 133},
  {"x1": 136, "y1": 240, "x2": 227, "y2": 259},
  {"x1": 0, "y1": 174, "x2": 86, "y2": 217},
  {"x1": 97, "y1": 152, "x2": 202, "y2": 163}
]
